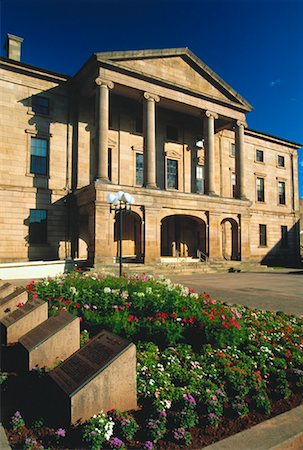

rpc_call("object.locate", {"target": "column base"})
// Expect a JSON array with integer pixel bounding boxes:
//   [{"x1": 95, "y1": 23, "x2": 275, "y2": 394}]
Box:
[
  {"x1": 95, "y1": 177, "x2": 111, "y2": 184},
  {"x1": 207, "y1": 191, "x2": 219, "y2": 197},
  {"x1": 144, "y1": 184, "x2": 159, "y2": 190}
]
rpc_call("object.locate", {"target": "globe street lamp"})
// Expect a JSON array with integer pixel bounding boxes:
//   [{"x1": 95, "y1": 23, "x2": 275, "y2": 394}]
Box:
[{"x1": 106, "y1": 191, "x2": 135, "y2": 277}]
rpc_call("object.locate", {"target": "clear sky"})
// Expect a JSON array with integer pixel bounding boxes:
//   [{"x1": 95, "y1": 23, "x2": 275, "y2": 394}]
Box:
[{"x1": 1, "y1": 0, "x2": 303, "y2": 195}]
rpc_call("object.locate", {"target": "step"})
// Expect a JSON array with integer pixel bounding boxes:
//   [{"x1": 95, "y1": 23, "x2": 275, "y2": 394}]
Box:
[{"x1": 0, "y1": 282, "x2": 16, "y2": 299}]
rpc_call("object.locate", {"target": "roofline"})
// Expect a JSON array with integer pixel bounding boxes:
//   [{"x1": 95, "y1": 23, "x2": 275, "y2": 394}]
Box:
[
  {"x1": 0, "y1": 56, "x2": 70, "y2": 82},
  {"x1": 246, "y1": 128, "x2": 302, "y2": 149},
  {"x1": 95, "y1": 47, "x2": 253, "y2": 112}
]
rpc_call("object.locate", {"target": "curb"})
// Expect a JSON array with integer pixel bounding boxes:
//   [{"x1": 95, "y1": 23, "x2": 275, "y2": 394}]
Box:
[{"x1": 203, "y1": 403, "x2": 303, "y2": 450}]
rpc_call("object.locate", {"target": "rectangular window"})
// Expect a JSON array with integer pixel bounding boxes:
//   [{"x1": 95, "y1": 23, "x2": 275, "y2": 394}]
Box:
[
  {"x1": 231, "y1": 172, "x2": 236, "y2": 198},
  {"x1": 281, "y1": 225, "x2": 288, "y2": 247},
  {"x1": 259, "y1": 224, "x2": 267, "y2": 247},
  {"x1": 230, "y1": 143, "x2": 235, "y2": 156},
  {"x1": 278, "y1": 181, "x2": 286, "y2": 204},
  {"x1": 30, "y1": 137, "x2": 48, "y2": 175},
  {"x1": 32, "y1": 96, "x2": 49, "y2": 115},
  {"x1": 29, "y1": 209, "x2": 47, "y2": 244},
  {"x1": 166, "y1": 125, "x2": 179, "y2": 141},
  {"x1": 196, "y1": 165, "x2": 205, "y2": 194},
  {"x1": 256, "y1": 149, "x2": 264, "y2": 162},
  {"x1": 136, "y1": 153, "x2": 144, "y2": 186},
  {"x1": 108, "y1": 148, "x2": 112, "y2": 181},
  {"x1": 167, "y1": 159, "x2": 178, "y2": 189},
  {"x1": 256, "y1": 177, "x2": 265, "y2": 202},
  {"x1": 278, "y1": 155, "x2": 285, "y2": 167}
]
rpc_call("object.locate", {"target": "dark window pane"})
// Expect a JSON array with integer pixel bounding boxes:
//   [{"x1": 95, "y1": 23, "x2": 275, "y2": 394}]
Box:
[
  {"x1": 196, "y1": 165, "x2": 204, "y2": 193},
  {"x1": 32, "y1": 96, "x2": 49, "y2": 115},
  {"x1": 257, "y1": 177, "x2": 264, "y2": 202},
  {"x1": 166, "y1": 125, "x2": 178, "y2": 141},
  {"x1": 231, "y1": 143, "x2": 235, "y2": 156},
  {"x1": 30, "y1": 137, "x2": 48, "y2": 175},
  {"x1": 278, "y1": 181, "x2": 285, "y2": 204},
  {"x1": 136, "y1": 153, "x2": 144, "y2": 185},
  {"x1": 167, "y1": 159, "x2": 178, "y2": 189},
  {"x1": 256, "y1": 149, "x2": 264, "y2": 162},
  {"x1": 108, "y1": 148, "x2": 112, "y2": 181},
  {"x1": 29, "y1": 209, "x2": 47, "y2": 244},
  {"x1": 259, "y1": 224, "x2": 267, "y2": 246},
  {"x1": 278, "y1": 155, "x2": 285, "y2": 167}
]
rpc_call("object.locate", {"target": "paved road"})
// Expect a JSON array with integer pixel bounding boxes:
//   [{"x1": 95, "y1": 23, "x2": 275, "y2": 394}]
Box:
[{"x1": 168, "y1": 270, "x2": 303, "y2": 316}]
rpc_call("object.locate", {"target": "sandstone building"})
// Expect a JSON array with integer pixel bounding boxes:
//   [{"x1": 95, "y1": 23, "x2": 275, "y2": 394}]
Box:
[{"x1": 0, "y1": 34, "x2": 301, "y2": 265}]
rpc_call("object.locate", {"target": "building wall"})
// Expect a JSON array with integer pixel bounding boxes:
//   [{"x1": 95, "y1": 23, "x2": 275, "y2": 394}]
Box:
[{"x1": 0, "y1": 55, "x2": 300, "y2": 265}]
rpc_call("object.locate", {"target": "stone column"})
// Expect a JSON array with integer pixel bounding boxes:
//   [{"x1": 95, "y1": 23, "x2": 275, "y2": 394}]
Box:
[
  {"x1": 204, "y1": 111, "x2": 218, "y2": 196},
  {"x1": 94, "y1": 203, "x2": 114, "y2": 264},
  {"x1": 95, "y1": 78, "x2": 114, "y2": 182},
  {"x1": 235, "y1": 120, "x2": 247, "y2": 199},
  {"x1": 144, "y1": 92, "x2": 160, "y2": 188}
]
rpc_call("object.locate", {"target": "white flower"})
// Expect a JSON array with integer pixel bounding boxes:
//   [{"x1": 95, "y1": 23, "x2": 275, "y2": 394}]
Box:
[
  {"x1": 104, "y1": 287, "x2": 111, "y2": 294},
  {"x1": 70, "y1": 286, "x2": 78, "y2": 296}
]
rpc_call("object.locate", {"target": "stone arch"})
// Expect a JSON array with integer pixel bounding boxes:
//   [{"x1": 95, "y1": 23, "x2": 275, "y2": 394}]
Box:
[
  {"x1": 114, "y1": 210, "x2": 142, "y2": 261},
  {"x1": 221, "y1": 218, "x2": 239, "y2": 260},
  {"x1": 161, "y1": 214, "x2": 207, "y2": 258}
]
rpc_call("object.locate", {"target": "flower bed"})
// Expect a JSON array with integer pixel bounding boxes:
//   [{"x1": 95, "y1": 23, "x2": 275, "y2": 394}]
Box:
[{"x1": 2, "y1": 272, "x2": 303, "y2": 449}]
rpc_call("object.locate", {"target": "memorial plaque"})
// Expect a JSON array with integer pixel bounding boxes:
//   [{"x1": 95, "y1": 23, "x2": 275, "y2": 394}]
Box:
[
  {"x1": 18, "y1": 310, "x2": 80, "y2": 371},
  {"x1": 0, "y1": 298, "x2": 48, "y2": 344},
  {"x1": 0, "y1": 282, "x2": 15, "y2": 298},
  {"x1": 0, "y1": 289, "x2": 28, "y2": 319},
  {"x1": 48, "y1": 330, "x2": 137, "y2": 425}
]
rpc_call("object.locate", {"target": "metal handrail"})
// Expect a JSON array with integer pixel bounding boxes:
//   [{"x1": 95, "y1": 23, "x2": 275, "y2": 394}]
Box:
[{"x1": 197, "y1": 249, "x2": 209, "y2": 263}]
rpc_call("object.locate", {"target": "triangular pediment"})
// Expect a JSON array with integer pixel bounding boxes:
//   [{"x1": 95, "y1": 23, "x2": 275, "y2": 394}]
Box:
[{"x1": 95, "y1": 48, "x2": 252, "y2": 111}]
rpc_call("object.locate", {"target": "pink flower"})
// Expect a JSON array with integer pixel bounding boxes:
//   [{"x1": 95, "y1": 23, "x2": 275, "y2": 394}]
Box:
[
  {"x1": 84, "y1": 304, "x2": 90, "y2": 310},
  {"x1": 92, "y1": 305, "x2": 97, "y2": 310}
]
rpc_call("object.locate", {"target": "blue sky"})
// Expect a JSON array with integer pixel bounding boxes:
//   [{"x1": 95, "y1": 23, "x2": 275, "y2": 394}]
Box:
[{"x1": 1, "y1": 0, "x2": 303, "y2": 195}]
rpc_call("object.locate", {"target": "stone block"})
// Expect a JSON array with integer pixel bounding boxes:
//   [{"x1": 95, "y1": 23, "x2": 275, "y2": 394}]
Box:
[
  {"x1": 47, "y1": 330, "x2": 137, "y2": 425},
  {"x1": 0, "y1": 289, "x2": 28, "y2": 319},
  {"x1": 18, "y1": 311, "x2": 80, "y2": 371},
  {"x1": 0, "y1": 298, "x2": 48, "y2": 344},
  {"x1": 0, "y1": 282, "x2": 15, "y2": 298}
]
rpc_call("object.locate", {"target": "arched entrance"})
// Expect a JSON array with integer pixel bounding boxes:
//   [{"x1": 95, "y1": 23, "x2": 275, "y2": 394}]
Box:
[
  {"x1": 161, "y1": 215, "x2": 206, "y2": 258},
  {"x1": 221, "y1": 218, "x2": 239, "y2": 260},
  {"x1": 114, "y1": 211, "x2": 142, "y2": 261}
]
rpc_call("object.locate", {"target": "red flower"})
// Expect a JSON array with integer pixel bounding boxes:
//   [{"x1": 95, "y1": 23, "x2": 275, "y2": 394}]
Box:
[
  {"x1": 128, "y1": 314, "x2": 139, "y2": 323},
  {"x1": 182, "y1": 306, "x2": 188, "y2": 312},
  {"x1": 75, "y1": 303, "x2": 81, "y2": 309},
  {"x1": 171, "y1": 313, "x2": 177, "y2": 319}
]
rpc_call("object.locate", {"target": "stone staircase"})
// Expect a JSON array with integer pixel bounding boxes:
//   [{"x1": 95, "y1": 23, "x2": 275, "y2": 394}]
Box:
[{"x1": 93, "y1": 259, "x2": 275, "y2": 276}]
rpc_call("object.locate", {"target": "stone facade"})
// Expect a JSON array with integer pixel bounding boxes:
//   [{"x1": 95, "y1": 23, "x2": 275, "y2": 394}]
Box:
[{"x1": 0, "y1": 40, "x2": 301, "y2": 265}]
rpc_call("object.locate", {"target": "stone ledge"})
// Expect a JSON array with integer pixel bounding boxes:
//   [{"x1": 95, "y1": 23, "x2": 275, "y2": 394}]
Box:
[{"x1": 203, "y1": 403, "x2": 303, "y2": 450}]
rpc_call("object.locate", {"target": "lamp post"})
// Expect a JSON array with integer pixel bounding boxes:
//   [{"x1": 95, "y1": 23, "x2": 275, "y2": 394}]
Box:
[{"x1": 106, "y1": 191, "x2": 135, "y2": 277}]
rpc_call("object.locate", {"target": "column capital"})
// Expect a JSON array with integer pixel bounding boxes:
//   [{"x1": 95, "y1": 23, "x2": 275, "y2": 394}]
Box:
[
  {"x1": 144, "y1": 92, "x2": 160, "y2": 103},
  {"x1": 236, "y1": 120, "x2": 247, "y2": 128},
  {"x1": 205, "y1": 110, "x2": 219, "y2": 120},
  {"x1": 95, "y1": 77, "x2": 114, "y2": 89}
]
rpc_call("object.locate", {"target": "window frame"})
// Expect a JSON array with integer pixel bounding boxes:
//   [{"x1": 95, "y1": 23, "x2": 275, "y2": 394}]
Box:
[
  {"x1": 277, "y1": 155, "x2": 285, "y2": 168},
  {"x1": 256, "y1": 176, "x2": 265, "y2": 202},
  {"x1": 29, "y1": 136, "x2": 49, "y2": 176},
  {"x1": 135, "y1": 152, "x2": 144, "y2": 186},
  {"x1": 230, "y1": 143, "x2": 235, "y2": 157},
  {"x1": 278, "y1": 180, "x2": 286, "y2": 205},
  {"x1": 259, "y1": 224, "x2": 267, "y2": 247},
  {"x1": 166, "y1": 158, "x2": 179, "y2": 190},
  {"x1": 196, "y1": 164, "x2": 205, "y2": 194},
  {"x1": 29, "y1": 209, "x2": 48, "y2": 244},
  {"x1": 255, "y1": 149, "x2": 264, "y2": 163}
]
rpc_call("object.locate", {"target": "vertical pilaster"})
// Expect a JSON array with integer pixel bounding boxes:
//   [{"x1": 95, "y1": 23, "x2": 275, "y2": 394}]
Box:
[
  {"x1": 144, "y1": 92, "x2": 160, "y2": 188},
  {"x1": 95, "y1": 78, "x2": 114, "y2": 182},
  {"x1": 144, "y1": 207, "x2": 161, "y2": 262},
  {"x1": 235, "y1": 120, "x2": 247, "y2": 200},
  {"x1": 94, "y1": 203, "x2": 114, "y2": 264},
  {"x1": 207, "y1": 211, "x2": 222, "y2": 260},
  {"x1": 239, "y1": 214, "x2": 251, "y2": 261},
  {"x1": 204, "y1": 111, "x2": 218, "y2": 196}
]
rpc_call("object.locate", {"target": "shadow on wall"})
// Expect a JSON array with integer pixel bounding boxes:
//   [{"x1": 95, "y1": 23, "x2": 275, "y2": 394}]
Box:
[{"x1": 261, "y1": 221, "x2": 301, "y2": 268}]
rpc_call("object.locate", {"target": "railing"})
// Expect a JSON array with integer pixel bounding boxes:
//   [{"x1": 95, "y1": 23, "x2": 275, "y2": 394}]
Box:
[{"x1": 197, "y1": 249, "x2": 209, "y2": 263}]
